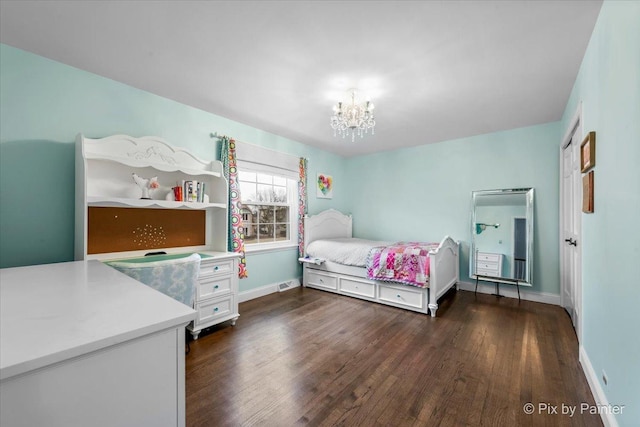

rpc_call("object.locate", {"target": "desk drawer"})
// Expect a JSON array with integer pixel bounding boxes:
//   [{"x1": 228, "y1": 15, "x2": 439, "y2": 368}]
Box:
[
  {"x1": 200, "y1": 259, "x2": 234, "y2": 277},
  {"x1": 196, "y1": 295, "x2": 233, "y2": 325},
  {"x1": 476, "y1": 253, "x2": 501, "y2": 263},
  {"x1": 340, "y1": 277, "x2": 375, "y2": 299},
  {"x1": 197, "y1": 276, "x2": 232, "y2": 299},
  {"x1": 379, "y1": 285, "x2": 424, "y2": 309},
  {"x1": 307, "y1": 271, "x2": 337, "y2": 290}
]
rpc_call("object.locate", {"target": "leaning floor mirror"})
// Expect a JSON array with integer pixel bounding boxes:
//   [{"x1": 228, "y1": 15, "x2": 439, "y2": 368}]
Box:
[{"x1": 470, "y1": 188, "x2": 534, "y2": 295}]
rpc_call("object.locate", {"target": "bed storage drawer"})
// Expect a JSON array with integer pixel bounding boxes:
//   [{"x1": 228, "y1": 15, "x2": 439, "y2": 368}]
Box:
[
  {"x1": 307, "y1": 271, "x2": 338, "y2": 290},
  {"x1": 379, "y1": 284, "x2": 424, "y2": 309},
  {"x1": 340, "y1": 277, "x2": 375, "y2": 299}
]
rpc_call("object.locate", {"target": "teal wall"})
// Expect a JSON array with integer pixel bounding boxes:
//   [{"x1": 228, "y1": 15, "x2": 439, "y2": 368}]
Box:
[
  {"x1": 344, "y1": 121, "x2": 561, "y2": 294},
  {"x1": 0, "y1": 43, "x2": 348, "y2": 292},
  {"x1": 559, "y1": 1, "x2": 640, "y2": 425},
  {"x1": 0, "y1": 42, "x2": 561, "y2": 295}
]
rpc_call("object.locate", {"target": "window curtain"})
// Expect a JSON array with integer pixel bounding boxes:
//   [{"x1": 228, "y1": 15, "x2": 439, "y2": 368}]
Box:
[
  {"x1": 298, "y1": 157, "x2": 308, "y2": 258},
  {"x1": 220, "y1": 137, "x2": 248, "y2": 279}
]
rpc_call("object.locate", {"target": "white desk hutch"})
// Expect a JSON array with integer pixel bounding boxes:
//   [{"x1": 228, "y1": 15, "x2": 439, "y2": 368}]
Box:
[{"x1": 75, "y1": 133, "x2": 240, "y2": 338}]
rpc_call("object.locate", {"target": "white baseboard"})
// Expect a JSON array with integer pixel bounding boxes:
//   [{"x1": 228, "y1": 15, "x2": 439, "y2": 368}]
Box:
[
  {"x1": 457, "y1": 280, "x2": 561, "y2": 306},
  {"x1": 579, "y1": 345, "x2": 619, "y2": 427},
  {"x1": 238, "y1": 278, "x2": 301, "y2": 303}
]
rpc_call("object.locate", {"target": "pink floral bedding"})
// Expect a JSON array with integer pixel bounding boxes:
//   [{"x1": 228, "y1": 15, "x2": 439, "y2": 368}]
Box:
[{"x1": 366, "y1": 242, "x2": 440, "y2": 288}]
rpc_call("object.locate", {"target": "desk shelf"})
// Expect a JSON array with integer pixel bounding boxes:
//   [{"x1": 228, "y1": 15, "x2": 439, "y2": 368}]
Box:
[{"x1": 87, "y1": 196, "x2": 226, "y2": 210}]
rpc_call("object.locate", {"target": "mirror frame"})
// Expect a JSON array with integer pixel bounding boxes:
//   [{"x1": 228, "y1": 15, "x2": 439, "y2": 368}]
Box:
[{"x1": 470, "y1": 188, "x2": 534, "y2": 286}]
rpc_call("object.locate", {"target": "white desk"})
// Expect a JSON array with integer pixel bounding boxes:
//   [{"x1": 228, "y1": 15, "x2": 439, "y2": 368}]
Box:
[{"x1": 0, "y1": 260, "x2": 196, "y2": 427}]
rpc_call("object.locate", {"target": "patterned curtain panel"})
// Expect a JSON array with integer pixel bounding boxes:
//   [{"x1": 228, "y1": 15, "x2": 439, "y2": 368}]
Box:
[
  {"x1": 220, "y1": 137, "x2": 248, "y2": 278},
  {"x1": 298, "y1": 157, "x2": 308, "y2": 258}
]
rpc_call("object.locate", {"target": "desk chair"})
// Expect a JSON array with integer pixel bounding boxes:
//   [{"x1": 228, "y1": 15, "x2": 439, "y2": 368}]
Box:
[{"x1": 108, "y1": 253, "x2": 201, "y2": 352}]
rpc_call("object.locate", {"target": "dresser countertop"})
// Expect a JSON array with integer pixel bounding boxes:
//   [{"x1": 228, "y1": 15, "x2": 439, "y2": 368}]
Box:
[{"x1": 0, "y1": 260, "x2": 196, "y2": 381}]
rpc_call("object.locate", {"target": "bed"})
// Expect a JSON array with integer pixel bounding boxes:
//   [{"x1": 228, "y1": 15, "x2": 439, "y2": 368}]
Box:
[{"x1": 300, "y1": 209, "x2": 459, "y2": 317}]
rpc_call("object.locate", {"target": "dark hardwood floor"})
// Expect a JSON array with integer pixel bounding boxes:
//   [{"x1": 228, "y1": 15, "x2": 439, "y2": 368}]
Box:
[{"x1": 186, "y1": 288, "x2": 602, "y2": 427}]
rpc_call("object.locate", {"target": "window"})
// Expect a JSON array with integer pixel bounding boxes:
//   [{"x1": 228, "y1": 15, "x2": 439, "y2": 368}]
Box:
[
  {"x1": 238, "y1": 169, "x2": 298, "y2": 250},
  {"x1": 234, "y1": 140, "x2": 300, "y2": 253}
]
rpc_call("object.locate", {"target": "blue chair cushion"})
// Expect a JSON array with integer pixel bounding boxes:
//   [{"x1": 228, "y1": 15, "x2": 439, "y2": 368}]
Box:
[{"x1": 107, "y1": 253, "x2": 201, "y2": 307}]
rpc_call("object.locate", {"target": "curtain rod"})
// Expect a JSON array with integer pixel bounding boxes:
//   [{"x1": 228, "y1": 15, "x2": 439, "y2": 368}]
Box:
[{"x1": 211, "y1": 132, "x2": 309, "y2": 162}]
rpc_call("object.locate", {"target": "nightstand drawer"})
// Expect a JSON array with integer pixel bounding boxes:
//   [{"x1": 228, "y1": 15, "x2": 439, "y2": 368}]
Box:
[
  {"x1": 200, "y1": 259, "x2": 234, "y2": 277},
  {"x1": 477, "y1": 261, "x2": 499, "y2": 271},
  {"x1": 477, "y1": 268, "x2": 501, "y2": 277},
  {"x1": 476, "y1": 253, "x2": 501, "y2": 263},
  {"x1": 197, "y1": 276, "x2": 232, "y2": 299}
]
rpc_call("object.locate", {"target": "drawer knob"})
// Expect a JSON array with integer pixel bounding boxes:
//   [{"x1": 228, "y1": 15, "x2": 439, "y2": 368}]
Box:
[
  {"x1": 214, "y1": 285, "x2": 219, "y2": 289},
  {"x1": 319, "y1": 279, "x2": 324, "y2": 283},
  {"x1": 397, "y1": 294, "x2": 401, "y2": 298},
  {"x1": 214, "y1": 266, "x2": 219, "y2": 271},
  {"x1": 214, "y1": 307, "x2": 219, "y2": 312}
]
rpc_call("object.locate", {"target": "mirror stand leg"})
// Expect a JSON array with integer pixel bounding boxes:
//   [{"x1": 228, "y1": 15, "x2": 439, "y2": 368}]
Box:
[
  {"x1": 517, "y1": 283, "x2": 521, "y2": 301},
  {"x1": 475, "y1": 276, "x2": 479, "y2": 294},
  {"x1": 492, "y1": 282, "x2": 504, "y2": 298}
]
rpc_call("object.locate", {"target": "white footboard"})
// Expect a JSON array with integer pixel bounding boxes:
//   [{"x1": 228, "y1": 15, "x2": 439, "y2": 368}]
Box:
[{"x1": 427, "y1": 236, "x2": 460, "y2": 317}]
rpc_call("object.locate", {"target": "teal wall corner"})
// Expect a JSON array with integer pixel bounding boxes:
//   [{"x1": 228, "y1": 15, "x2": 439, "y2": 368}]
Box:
[{"x1": 344, "y1": 121, "x2": 561, "y2": 295}]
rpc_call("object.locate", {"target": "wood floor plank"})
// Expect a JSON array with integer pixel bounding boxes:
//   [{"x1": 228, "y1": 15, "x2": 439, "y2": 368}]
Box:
[{"x1": 186, "y1": 288, "x2": 603, "y2": 426}]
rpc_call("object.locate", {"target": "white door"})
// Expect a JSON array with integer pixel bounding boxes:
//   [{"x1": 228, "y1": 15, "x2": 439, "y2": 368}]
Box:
[{"x1": 561, "y1": 130, "x2": 582, "y2": 340}]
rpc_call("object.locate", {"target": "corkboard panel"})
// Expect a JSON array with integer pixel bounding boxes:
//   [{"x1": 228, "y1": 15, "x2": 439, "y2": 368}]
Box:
[{"x1": 88, "y1": 207, "x2": 206, "y2": 254}]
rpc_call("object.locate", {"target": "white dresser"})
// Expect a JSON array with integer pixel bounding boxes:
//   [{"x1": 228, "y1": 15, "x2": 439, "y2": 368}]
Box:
[
  {"x1": 475, "y1": 251, "x2": 504, "y2": 277},
  {"x1": 188, "y1": 252, "x2": 240, "y2": 340}
]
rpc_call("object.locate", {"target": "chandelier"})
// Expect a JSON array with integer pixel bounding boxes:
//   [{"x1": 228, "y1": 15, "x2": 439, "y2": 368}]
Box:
[{"x1": 330, "y1": 89, "x2": 375, "y2": 142}]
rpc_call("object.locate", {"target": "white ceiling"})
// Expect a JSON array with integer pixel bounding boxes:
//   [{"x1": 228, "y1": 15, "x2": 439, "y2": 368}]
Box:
[{"x1": 0, "y1": 1, "x2": 602, "y2": 157}]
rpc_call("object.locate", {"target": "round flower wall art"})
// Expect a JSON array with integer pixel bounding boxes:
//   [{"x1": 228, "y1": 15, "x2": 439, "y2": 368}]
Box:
[{"x1": 317, "y1": 173, "x2": 333, "y2": 199}]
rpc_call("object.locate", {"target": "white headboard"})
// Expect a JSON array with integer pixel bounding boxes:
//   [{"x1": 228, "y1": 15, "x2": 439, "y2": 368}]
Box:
[{"x1": 303, "y1": 209, "x2": 352, "y2": 253}]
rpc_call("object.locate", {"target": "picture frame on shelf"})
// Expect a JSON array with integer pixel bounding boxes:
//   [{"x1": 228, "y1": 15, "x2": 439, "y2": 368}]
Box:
[
  {"x1": 580, "y1": 131, "x2": 596, "y2": 173},
  {"x1": 582, "y1": 171, "x2": 594, "y2": 213}
]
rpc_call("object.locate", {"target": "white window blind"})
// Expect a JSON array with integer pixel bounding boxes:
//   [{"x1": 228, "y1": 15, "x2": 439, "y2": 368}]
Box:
[{"x1": 235, "y1": 141, "x2": 299, "y2": 179}]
